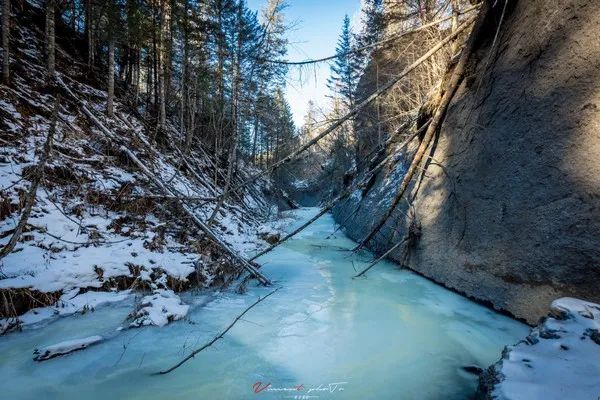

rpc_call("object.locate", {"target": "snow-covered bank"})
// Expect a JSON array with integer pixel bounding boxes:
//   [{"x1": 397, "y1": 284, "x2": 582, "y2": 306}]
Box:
[
  {"x1": 0, "y1": 290, "x2": 131, "y2": 333},
  {"x1": 0, "y1": 0, "x2": 291, "y2": 334},
  {"x1": 477, "y1": 298, "x2": 600, "y2": 399}
]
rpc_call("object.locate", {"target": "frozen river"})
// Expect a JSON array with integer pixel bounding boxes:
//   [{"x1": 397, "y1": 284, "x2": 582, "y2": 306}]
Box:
[{"x1": 0, "y1": 208, "x2": 528, "y2": 399}]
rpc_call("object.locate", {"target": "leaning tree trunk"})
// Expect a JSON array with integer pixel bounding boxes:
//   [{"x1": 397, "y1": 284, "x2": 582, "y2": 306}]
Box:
[
  {"x1": 0, "y1": 95, "x2": 59, "y2": 260},
  {"x1": 354, "y1": 6, "x2": 488, "y2": 251},
  {"x1": 46, "y1": 0, "x2": 55, "y2": 76},
  {"x1": 2, "y1": 0, "x2": 9, "y2": 84}
]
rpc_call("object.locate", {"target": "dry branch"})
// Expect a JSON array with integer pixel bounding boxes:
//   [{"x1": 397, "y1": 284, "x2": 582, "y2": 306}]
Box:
[
  {"x1": 353, "y1": 4, "x2": 489, "y2": 251},
  {"x1": 122, "y1": 194, "x2": 217, "y2": 202},
  {"x1": 248, "y1": 190, "x2": 352, "y2": 261},
  {"x1": 156, "y1": 287, "x2": 280, "y2": 375}
]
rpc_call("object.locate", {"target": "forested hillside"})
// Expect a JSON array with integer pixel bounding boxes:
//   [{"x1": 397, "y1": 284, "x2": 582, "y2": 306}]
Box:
[{"x1": 0, "y1": 0, "x2": 299, "y2": 333}]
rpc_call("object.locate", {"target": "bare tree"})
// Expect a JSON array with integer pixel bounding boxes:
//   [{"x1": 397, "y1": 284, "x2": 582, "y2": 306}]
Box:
[{"x1": 182, "y1": 0, "x2": 191, "y2": 146}]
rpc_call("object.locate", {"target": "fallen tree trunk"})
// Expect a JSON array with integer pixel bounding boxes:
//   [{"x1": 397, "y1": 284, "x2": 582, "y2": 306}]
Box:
[
  {"x1": 218, "y1": 16, "x2": 478, "y2": 203},
  {"x1": 247, "y1": 121, "x2": 429, "y2": 261},
  {"x1": 0, "y1": 95, "x2": 59, "y2": 261},
  {"x1": 156, "y1": 287, "x2": 280, "y2": 375},
  {"x1": 248, "y1": 190, "x2": 352, "y2": 261},
  {"x1": 115, "y1": 145, "x2": 271, "y2": 286},
  {"x1": 353, "y1": 238, "x2": 409, "y2": 278},
  {"x1": 33, "y1": 335, "x2": 104, "y2": 361},
  {"x1": 121, "y1": 194, "x2": 217, "y2": 202},
  {"x1": 324, "y1": 122, "x2": 427, "y2": 241},
  {"x1": 353, "y1": 4, "x2": 489, "y2": 251},
  {"x1": 55, "y1": 75, "x2": 271, "y2": 286}
]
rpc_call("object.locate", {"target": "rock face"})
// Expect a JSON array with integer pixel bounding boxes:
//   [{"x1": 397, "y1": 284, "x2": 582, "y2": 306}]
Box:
[
  {"x1": 333, "y1": 0, "x2": 600, "y2": 324},
  {"x1": 476, "y1": 298, "x2": 600, "y2": 399}
]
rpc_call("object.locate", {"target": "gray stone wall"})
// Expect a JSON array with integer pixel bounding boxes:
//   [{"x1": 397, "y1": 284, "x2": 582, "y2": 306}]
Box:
[{"x1": 333, "y1": 0, "x2": 600, "y2": 324}]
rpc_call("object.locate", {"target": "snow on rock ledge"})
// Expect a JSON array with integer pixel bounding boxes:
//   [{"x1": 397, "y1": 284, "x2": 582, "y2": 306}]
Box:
[
  {"x1": 33, "y1": 336, "x2": 104, "y2": 361},
  {"x1": 477, "y1": 297, "x2": 600, "y2": 399},
  {"x1": 128, "y1": 289, "x2": 189, "y2": 328}
]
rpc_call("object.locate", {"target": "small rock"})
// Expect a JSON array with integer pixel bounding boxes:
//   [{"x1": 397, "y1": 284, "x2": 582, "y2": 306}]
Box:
[{"x1": 462, "y1": 365, "x2": 483, "y2": 375}]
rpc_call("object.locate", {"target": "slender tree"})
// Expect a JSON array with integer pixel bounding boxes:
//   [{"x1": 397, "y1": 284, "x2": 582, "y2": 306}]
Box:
[
  {"x1": 451, "y1": 0, "x2": 460, "y2": 54},
  {"x1": 85, "y1": 0, "x2": 95, "y2": 70},
  {"x1": 46, "y1": 0, "x2": 56, "y2": 76},
  {"x1": 2, "y1": 0, "x2": 9, "y2": 84},
  {"x1": 157, "y1": 0, "x2": 171, "y2": 135},
  {"x1": 107, "y1": 6, "x2": 115, "y2": 117}
]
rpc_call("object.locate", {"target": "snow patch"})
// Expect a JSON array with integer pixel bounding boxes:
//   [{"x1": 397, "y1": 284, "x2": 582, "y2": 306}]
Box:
[
  {"x1": 490, "y1": 297, "x2": 600, "y2": 400},
  {"x1": 128, "y1": 289, "x2": 189, "y2": 328}
]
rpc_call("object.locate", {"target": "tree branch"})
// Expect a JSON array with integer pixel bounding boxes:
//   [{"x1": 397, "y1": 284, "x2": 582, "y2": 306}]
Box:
[{"x1": 156, "y1": 287, "x2": 281, "y2": 375}]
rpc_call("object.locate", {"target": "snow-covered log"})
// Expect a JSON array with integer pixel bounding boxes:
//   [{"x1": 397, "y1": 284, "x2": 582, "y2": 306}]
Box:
[{"x1": 33, "y1": 335, "x2": 104, "y2": 361}]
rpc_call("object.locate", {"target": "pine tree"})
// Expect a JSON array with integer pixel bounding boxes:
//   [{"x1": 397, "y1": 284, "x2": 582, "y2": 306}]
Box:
[{"x1": 327, "y1": 15, "x2": 360, "y2": 109}]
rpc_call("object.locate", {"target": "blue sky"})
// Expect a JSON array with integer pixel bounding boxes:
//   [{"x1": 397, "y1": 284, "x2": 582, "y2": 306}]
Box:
[{"x1": 247, "y1": 0, "x2": 362, "y2": 126}]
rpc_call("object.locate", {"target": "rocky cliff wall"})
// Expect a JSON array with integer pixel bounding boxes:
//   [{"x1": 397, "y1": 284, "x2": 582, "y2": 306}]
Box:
[{"x1": 333, "y1": 0, "x2": 600, "y2": 324}]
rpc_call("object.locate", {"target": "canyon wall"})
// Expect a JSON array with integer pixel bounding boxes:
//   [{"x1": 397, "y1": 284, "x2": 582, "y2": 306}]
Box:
[{"x1": 333, "y1": 0, "x2": 600, "y2": 324}]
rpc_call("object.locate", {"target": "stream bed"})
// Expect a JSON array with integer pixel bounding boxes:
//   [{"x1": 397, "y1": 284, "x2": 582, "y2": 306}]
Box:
[{"x1": 0, "y1": 208, "x2": 528, "y2": 399}]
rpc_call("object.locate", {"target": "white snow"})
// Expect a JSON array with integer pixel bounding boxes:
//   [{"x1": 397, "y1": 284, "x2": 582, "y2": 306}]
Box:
[
  {"x1": 128, "y1": 289, "x2": 189, "y2": 328},
  {"x1": 0, "y1": 14, "x2": 281, "y2": 335},
  {"x1": 1, "y1": 290, "x2": 132, "y2": 330},
  {"x1": 33, "y1": 335, "x2": 104, "y2": 361},
  {"x1": 492, "y1": 297, "x2": 600, "y2": 400}
]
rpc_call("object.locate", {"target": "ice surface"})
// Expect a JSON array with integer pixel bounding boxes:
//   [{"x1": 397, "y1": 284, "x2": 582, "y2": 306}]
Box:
[
  {"x1": 19, "y1": 290, "x2": 132, "y2": 327},
  {"x1": 0, "y1": 208, "x2": 528, "y2": 399}
]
